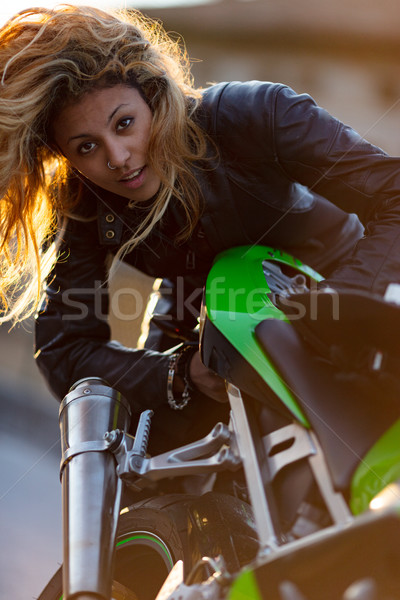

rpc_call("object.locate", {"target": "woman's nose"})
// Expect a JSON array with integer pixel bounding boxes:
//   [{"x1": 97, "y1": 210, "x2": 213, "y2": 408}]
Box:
[{"x1": 106, "y1": 142, "x2": 130, "y2": 169}]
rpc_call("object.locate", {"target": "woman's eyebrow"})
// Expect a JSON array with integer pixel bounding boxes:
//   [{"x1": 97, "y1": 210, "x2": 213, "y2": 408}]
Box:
[{"x1": 107, "y1": 103, "x2": 129, "y2": 125}]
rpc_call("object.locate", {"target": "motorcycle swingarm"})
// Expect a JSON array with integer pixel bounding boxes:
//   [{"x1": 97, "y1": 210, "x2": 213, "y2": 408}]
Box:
[
  {"x1": 156, "y1": 506, "x2": 400, "y2": 600},
  {"x1": 228, "y1": 504, "x2": 400, "y2": 600}
]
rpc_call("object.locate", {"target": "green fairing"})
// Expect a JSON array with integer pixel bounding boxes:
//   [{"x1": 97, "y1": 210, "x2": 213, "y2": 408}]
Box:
[
  {"x1": 204, "y1": 245, "x2": 322, "y2": 426},
  {"x1": 350, "y1": 418, "x2": 400, "y2": 515},
  {"x1": 227, "y1": 568, "x2": 263, "y2": 600}
]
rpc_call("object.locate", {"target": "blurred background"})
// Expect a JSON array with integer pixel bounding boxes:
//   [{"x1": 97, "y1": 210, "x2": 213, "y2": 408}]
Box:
[{"x1": 1, "y1": 0, "x2": 400, "y2": 598}]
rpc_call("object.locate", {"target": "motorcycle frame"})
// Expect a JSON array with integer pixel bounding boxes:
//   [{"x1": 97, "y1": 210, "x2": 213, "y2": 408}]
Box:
[{"x1": 110, "y1": 381, "x2": 352, "y2": 556}]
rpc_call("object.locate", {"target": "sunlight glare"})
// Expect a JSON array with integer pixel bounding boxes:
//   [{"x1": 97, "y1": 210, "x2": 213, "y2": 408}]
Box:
[
  {"x1": 0, "y1": 0, "x2": 215, "y2": 27},
  {"x1": 0, "y1": 1, "x2": 118, "y2": 27}
]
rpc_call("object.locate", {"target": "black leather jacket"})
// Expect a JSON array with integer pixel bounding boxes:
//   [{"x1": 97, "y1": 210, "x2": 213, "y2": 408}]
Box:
[{"x1": 35, "y1": 81, "x2": 400, "y2": 447}]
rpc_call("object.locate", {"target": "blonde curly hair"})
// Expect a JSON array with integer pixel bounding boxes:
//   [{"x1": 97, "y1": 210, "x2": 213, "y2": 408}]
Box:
[{"x1": 0, "y1": 4, "x2": 207, "y2": 322}]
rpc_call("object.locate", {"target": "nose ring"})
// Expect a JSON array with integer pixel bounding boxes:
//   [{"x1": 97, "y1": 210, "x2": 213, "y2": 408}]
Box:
[{"x1": 107, "y1": 161, "x2": 117, "y2": 170}]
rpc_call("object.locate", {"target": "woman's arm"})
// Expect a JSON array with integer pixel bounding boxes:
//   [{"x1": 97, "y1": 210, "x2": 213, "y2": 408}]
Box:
[
  {"x1": 273, "y1": 85, "x2": 400, "y2": 295},
  {"x1": 35, "y1": 215, "x2": 171, "y2": 413}
]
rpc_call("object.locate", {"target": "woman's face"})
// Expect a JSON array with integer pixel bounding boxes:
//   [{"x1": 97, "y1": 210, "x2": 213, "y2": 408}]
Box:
[{"x1": 52, "y1": 84, "x2": 161, "y2": 204}]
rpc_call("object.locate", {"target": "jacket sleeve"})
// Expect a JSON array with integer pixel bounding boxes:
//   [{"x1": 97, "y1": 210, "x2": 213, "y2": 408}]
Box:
[
  {"x1": 34, "y1": 214, "x2": 171, "y2": 413},
  {"x1": 273, "y1": 85, "x2": 400, "y2": 295}
]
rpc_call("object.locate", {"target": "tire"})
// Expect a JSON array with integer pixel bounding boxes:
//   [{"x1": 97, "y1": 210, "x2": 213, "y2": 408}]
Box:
[{"x1": 37, "y1": 494, "x2": 192, "y2": 600}]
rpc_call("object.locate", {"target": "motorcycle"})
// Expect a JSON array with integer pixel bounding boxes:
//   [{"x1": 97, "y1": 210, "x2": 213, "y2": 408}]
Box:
[{"x1": 38, "y1": 244, "x2": 400, "y2": 600}]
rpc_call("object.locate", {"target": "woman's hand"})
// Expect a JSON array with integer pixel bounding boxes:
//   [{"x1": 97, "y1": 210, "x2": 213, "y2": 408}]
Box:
[{"x1": 188, "y1": 351, "x2": 228, "y2": 403}]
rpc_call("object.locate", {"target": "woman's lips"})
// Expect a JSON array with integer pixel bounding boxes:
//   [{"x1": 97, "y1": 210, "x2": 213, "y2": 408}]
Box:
[
  {"x1": 119, "y1": 166, "x2": 146, "y2": 188},
  {"x1": 119, "y1": 166, "x2": 145, "y2": 182}
]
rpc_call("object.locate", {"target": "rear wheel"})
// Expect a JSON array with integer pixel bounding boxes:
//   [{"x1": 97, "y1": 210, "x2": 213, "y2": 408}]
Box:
[{"x1": 37, "y1": 495, "x2": 191, "y2": 600}]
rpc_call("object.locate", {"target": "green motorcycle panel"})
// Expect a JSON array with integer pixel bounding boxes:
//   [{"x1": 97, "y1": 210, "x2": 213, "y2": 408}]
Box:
[
  {"x1": 227, "y1": 569, "x2": 263, "y2": 600},
  {"x1": 203, "y1": 245, "x2": 322, "y2": 425},
  {"x1": 351, "y1": 418, "x2": 400, "y2": 514}
]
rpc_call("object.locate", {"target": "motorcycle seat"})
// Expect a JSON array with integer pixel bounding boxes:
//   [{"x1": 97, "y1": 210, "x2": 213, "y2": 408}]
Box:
[
  {"x1": 255, "y1": 316, "x2": 400, "y2": 493},
  {"x1": 277, "y1": 288, "x2": 400, "y2": 360}
]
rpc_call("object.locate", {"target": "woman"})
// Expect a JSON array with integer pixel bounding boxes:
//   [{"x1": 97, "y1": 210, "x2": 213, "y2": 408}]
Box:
[{"x1": 0, "y1": 5, "x2": 399, "y2": 450}]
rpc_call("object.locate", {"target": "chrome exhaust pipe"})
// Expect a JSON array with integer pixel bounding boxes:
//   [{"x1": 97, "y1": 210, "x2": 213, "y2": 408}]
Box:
[{"x1": 59, "y1": 377, "x2": 131, "y2": 600}]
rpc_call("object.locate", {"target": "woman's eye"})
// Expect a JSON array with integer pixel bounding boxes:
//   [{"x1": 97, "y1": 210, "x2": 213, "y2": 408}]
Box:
[
  {"x1": 116, "y1": 117, "x2": 133, "y2": 131},
  {"x1": 78, "y1": 142, "x2": 96, "y2": 155}
]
